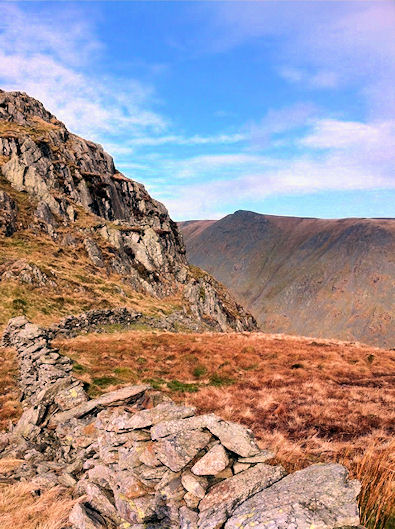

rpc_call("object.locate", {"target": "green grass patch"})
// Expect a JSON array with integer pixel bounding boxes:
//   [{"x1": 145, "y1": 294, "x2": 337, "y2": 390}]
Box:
[
  {"x1": 143, "y1": 377, "x2": 166, "y2": 390},
  {"x1": 167, "y1": 380, "x2": 199, "y2": 393},
  {"x1": 91, "y1": 376, "x2": 121, "y2": 388},
  {"x1": 113, "y1": 366, "x2": 134, "y2": 378},
  {"x1": 192, "y1": 365, "x2": 207, "y2": 378},
  {"x1": 72, "y1": 362, "x2": 86, "y2": 373},
  {"x1": 209, "y1": 373, "x2": 235, "y2": 387}
]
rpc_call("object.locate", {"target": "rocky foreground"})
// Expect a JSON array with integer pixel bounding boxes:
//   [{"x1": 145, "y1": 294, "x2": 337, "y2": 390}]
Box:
[{"x1": 0, "y1": 316, "x2": 363, "y2": 529}]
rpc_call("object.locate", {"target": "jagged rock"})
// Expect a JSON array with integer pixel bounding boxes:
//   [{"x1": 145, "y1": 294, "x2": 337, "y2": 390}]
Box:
[
  {"x1": 184, "y1": 491, "x2": 201, "y2": 509},
  {"x1": 155, "y1": 430, "x2": 212, "y2": 472},
  {"x1": 237, "y1": 449, "x2": 274, "y2": 464},
  {"x1": 50, "y1": 384, "x2": 150, "y2": 425},
  {"x1": 225, "y1": 464, "x2": 361, "y2": 529},
  {"x1": 181, "y1": 470, "x2": 208, "y2": 499},
  {"x1": 233, "y1": 462, "x2": 251, "y2": 474},
  {"x1": 69, "y1": 502, "x2": 108, "y2": 529},
  {"x1": 151, "y1": 414, "x2": 259, "y2": 457},
  {"x1": 1, "y1": 259, "x2": 57, "y2": 287},
  {"x1": 0, "y1": 190, "x2": 17, "y2": 236},
  {"x1": 191, "y1": 443, "x2": 229, "y2": 476},
  {"x1": 204, "y1": 417, "x2": 260, "y2": 458},
  {"x1": 180, "y1": 506, "x2": 198, "y2": 529},
  {"x1": 34, "y1": 200, "x2": 58, "y2": 236},
  {"x1": 198, "y1": 463, "x2": 286, "y2": 529},
  {"x1": 84, "y1": 238, "x2": 105, "y2": 268},
  {"x1": 139, "y1": 442, "x2": 162, "y2": 467},
  {"x1": 102, "y1": 402, "x2": 196, "y2": 432},
  {"x1": 150, "y1": 414, "x2": 214, "y2": 440},
  {"x1": 76, "y1": 481, "x2": 120, "y2": 522}
]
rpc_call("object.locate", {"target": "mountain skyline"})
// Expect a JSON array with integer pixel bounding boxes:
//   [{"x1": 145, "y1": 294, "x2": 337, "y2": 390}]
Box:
[{"x1": 0, "y1": 1, "x2": 394, "y2": 220}]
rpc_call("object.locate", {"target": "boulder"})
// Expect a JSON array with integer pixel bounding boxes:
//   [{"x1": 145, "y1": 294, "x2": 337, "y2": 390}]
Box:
[
  {"x1": 225, "y1": 463, "x2": 361, "y2": 529},
  {"x1": 198, "y1": 463, "x2": 286, "y2": 529},
  {"x1": 191, "y1": 443, "x2": 229, "y2": 476},
  {"x1": 155, "y1": 430, "x2": 212, "y2": 472}
]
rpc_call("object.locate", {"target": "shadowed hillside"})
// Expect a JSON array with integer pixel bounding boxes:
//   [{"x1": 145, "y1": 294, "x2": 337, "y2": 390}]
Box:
[{"x1": 180, "y1": 211, "x2": 395, "y2": 347}]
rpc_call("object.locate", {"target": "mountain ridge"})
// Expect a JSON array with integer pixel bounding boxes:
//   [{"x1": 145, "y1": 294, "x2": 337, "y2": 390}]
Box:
[{"x1": 179, "y1": 210, "x2": 395, "y2": 347}]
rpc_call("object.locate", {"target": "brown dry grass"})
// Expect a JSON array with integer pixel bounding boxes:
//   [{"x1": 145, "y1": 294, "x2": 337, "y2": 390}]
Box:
[
  {"x1": 0, "y1": 347, "x2": 21, "y2": 430},
  {"x1": 0, "y1": 482, "x2": 75, "y2": 529},
  {"x1": 55, "y1": 330, "x2": 395, "y2": 528}
]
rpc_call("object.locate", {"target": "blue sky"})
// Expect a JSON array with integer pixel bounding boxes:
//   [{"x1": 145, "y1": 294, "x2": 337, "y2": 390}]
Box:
[{"x1": 0, "y1": 1, "x2": 394, "y2": 220}]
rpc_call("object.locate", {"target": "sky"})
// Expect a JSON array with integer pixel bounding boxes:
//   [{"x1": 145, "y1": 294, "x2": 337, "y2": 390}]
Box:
[{"x1": 0, "y1": 1, "x2": 394, "y2": 220}]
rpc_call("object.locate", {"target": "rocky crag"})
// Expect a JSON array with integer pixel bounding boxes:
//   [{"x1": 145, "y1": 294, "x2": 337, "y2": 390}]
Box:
[
  {"x1": 0, "y1": 316, "x2": 363, "y2": 529},
  {"x1": 0, "y1": 89, "x2": 255, "y2": 332}
]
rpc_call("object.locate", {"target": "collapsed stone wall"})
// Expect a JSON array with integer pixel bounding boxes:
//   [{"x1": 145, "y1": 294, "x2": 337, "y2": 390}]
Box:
[
  {"x1": 0, "y1": 316, "x2": 363, "y2": 529},
  {"x1": 45, "y1": 308, "x2": 142, "y2": 339}
]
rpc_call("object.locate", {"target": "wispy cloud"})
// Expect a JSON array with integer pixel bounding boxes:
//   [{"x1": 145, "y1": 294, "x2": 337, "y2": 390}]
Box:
[
  {"x1": 0, "y1": 2, "x2": 393, "y2": 222},
  {"x1": 0, "y1": 3, "x2": 166, "y2": 141},
  {"x1": 153, "y1": 116, "x2": 395, "y2": 219}
]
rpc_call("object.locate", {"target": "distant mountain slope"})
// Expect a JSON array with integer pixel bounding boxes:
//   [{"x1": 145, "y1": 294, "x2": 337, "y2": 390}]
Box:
[{"x1": 180, "y1": 211, "x2": 395, "y2": 347}]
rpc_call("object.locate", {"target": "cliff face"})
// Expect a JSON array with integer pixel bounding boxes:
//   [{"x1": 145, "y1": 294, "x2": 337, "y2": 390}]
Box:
[
  {"x1": 180, "y1": 211, "x2": 395, "y2": 347},
  {"x1": 0, "y1": 90, "x2": 255, "y2": 331}
]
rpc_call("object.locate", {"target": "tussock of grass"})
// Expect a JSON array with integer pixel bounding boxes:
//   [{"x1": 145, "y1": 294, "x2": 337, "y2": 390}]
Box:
[
  {"x1": 0, "y1": 347, "x2": 21, "y2": 430},
  {"x1": 0, "y1": 482, "x2": 75, "y2": 529},
  {"x1": 354, "y1": 439, "x2": 395, "y2": 529}
]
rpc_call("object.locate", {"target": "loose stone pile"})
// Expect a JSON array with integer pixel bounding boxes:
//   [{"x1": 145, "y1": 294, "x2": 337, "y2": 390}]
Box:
[
  {"x1": 0, "y1": 316, "x2": 363, "y2": 529},
  {"x1": 45, "y1": 308, "x2": 142, "y2": 339}
]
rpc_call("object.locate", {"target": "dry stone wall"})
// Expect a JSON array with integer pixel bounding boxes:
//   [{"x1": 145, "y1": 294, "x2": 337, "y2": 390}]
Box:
[{"x1": 0, "y1": 316, "x2": 363, "y2": 529}]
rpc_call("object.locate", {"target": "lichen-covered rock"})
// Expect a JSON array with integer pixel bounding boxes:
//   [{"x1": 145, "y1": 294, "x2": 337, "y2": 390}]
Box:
[
  {"x1": 155, "y1": 430, "x2": 212, "y2": 472},
  {"x1": 181, "y1": 470, "x2": 208, "y2": 499},
  {"x1": 191, "y1": 443, "x2": 229, "y2": 476},
  {"x1": 198, "y1": 463, "x2": 286, "y2": 529},
  {"x1": 225, "y1": 464, "x2": 361, "y2": 529}
]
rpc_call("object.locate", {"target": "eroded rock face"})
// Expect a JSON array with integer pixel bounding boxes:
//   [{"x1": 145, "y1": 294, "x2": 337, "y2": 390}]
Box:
[
  {"x1": 0, "y1": 317, "x2": 363, "y2": 529},
  {"x1": 0, "y1": 89, "x2": 256, "y2": 331}
]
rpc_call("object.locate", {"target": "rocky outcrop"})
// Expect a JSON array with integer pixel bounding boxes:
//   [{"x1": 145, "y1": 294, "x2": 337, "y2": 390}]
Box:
[
  {"x1": 0, "y1": 259, "x2": 57, "y2": 287},
  {"x1": 0, "y1": 317, "x2": 363, "y2": 529},
  {"x1": 0, "y1": 89, "x2": 255, "y2": 331}
]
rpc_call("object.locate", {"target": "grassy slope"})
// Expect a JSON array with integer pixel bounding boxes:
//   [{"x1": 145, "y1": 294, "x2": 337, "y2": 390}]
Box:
[{"x1": 0, "y1": 175, "x2": 184, "y2": 331}]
